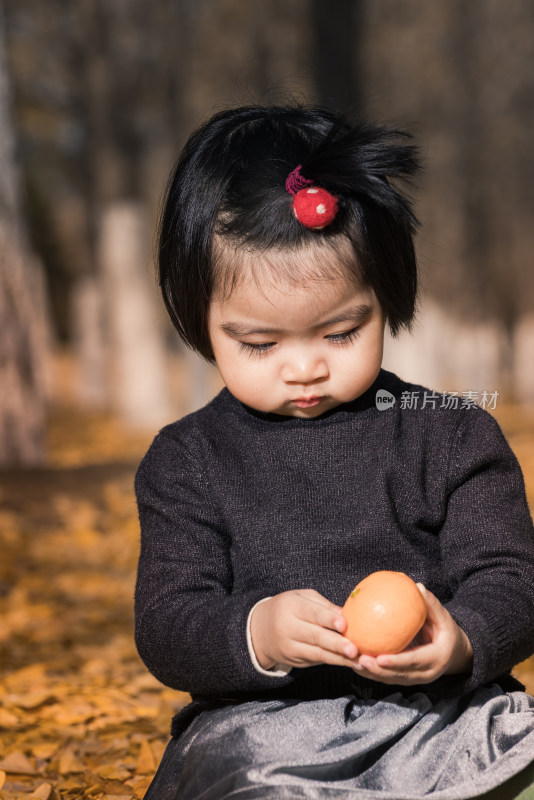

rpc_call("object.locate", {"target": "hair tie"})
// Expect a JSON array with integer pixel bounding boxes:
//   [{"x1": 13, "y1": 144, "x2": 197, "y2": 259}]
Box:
[{"x1": 285, "y1": 165, "x2": 338, "y2": 230}]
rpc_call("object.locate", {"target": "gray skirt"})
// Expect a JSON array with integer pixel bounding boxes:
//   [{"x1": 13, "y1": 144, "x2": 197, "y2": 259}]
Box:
[{"x1": 145, "y1": 683, "x2": 534, "y2": 800}]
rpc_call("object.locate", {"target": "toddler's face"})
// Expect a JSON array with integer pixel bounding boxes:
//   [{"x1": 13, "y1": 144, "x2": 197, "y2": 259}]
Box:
[{"x1": 207, "y1": 257, "x2": 386, "y2": 419}]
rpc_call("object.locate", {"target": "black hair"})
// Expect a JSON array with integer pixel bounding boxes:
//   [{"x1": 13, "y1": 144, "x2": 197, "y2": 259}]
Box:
[{"x1": 157, "y1": 104, "x2": 423, "y2": 363}]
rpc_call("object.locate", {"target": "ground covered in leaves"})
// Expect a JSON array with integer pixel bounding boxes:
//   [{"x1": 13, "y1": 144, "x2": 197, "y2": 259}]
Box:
[
  {"x1": 1, "y1": 400, "x2": 534, "y2": 799},
  {"x1": 0, "y1": 407, "x2": 190, "y2": 800}
]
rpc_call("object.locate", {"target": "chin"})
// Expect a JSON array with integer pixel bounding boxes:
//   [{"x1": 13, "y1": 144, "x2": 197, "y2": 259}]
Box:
[{"x1": 292, "y1": 408, "x2": 326, "y2": 419}]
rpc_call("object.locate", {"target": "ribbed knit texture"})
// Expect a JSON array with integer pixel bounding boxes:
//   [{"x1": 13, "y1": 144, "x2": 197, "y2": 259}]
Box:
[{"x1": 134, "y1": 368, "x2": 534, "y2": 712}]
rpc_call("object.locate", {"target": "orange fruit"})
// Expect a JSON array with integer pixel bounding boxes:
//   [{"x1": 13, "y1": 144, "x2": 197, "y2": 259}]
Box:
[{"x1": 341, "y1": 570, "x2": 427, "y2": 656}]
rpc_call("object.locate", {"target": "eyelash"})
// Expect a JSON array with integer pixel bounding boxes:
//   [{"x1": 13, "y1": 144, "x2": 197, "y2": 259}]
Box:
[{"x1": 238, "y1": 327, "x2": 362, "y2": 359}]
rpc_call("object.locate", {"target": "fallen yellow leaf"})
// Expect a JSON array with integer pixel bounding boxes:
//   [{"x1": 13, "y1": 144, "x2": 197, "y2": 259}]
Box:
[
  {"x1": 7, "y1": 690, "x2": 56, "y2": 709},
  {"x1": 135, "y1": 739, "x2": 155, "y2": 775},
  {"x1": 103, "y1": 796, "x2": 134, "y2": 800},
  {"x1": 28, "y1": 782, "x2": 53, "y2": 799},
  {"x1": 4, "y1": 664, "x2": 47, "y2": 693},
  {"x1": 132, "y1": 705, "x2": 158, "y2": 718},
  {"x1": 97, "y1": 763, "x2": 132, "y2": 781},
  {"x1": 30, "y1": 742, "x2": 59, "y2": 760},
  {"x1": 0, "y1": 751, "x2": 37, "y2": 775},
  {"x1": 84, "y1": 783, "x2": 104, "y2": 796},
  {"x1": 150, "y1": 739, "x2": 166, "y2": 762},
  {"x1": 125, "y1": 674, "x2": 161, "y2": 693},
  {"x1": 46, "y1": 702, "x2": 96, "y2": 725},
  {"x1": 0, "y1": 707, "x2": 21, "y2": 727},
  {"x1": 58, "y1": 747, "x2": 85, "y2": 774},
  {"x1": 58, "y1": 775, "x2": 85, "y2": 790}
]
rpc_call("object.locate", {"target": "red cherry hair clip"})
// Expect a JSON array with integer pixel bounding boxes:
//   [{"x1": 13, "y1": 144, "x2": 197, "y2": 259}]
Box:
[{"x1": 285, "y1": 165, "x2": 339, "y2": 230}]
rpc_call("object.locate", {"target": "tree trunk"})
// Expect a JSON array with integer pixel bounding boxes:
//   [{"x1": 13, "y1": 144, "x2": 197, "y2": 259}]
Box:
[
  {"x1": 98, "y1": 201, "x2": 171, "y2": 427},
  {"x1": 0, "y1": 2, "x2": 53, "y2": 465}
]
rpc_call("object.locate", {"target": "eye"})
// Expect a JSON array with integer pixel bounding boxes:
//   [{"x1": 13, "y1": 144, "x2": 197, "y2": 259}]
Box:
[
  {"x1": 239, "y1": 341, "x2": 275, "y2": 359},
  {"x1": 326, "y1": 327, "x2": 361, "y2": 346},
  {"x1": 238, "y1": 327, "x2": 362, "y2": 359}
]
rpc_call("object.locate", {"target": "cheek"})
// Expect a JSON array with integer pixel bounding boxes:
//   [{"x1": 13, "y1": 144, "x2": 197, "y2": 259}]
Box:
[
  {"x1": 217, "y1": 344, "x2": 266, "y2": 387},
  {"x1": 335, "y1": 332, "x2": 384, "y2": 377}
]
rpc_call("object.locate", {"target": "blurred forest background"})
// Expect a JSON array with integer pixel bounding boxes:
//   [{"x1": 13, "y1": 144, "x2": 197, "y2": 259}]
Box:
[
  {"x1": 1, "y1": 0, "x2": 534, "y2": 464},
  {"x1": 1, "y1": 2, "x2": 534, "y2": 799}
]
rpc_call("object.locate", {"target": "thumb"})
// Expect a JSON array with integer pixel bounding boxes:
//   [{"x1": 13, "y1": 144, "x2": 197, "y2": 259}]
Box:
[{"x1": 416, "y1": 584, "x2": 445, "y2": 623}]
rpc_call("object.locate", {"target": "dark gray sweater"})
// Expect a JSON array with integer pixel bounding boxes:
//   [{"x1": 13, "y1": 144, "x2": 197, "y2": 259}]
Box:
[{"x1": 134, "y1": 368, "x2": 534, "y2": 727}]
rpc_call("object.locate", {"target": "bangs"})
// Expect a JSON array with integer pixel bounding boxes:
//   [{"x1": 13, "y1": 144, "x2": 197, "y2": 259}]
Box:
[{"x1": 211, "y1": 234, "x2": 366, "y2": 303}]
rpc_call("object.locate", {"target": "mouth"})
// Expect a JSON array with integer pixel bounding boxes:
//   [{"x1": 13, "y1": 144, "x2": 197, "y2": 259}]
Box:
[{"x1": 292, "y1": 396, "x2": 324, "y2": 408}]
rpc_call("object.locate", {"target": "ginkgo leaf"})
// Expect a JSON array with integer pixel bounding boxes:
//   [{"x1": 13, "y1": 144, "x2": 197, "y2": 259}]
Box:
[
  {"x1": 58, "y1": 748, "x2": 85, "y2": 775},
  {"x1": 135, "y1": 739, "x2": 155, "y2": 775},
  {"x1": 104, "y1": 795, "x2": 134, "y2": 800},
  {"x1": 0, "y1": 751, "x2": 37, "y2": 775},
  {"x1": 0, "y1": 708, "x2": 20, "y2": 727},
  {"x1": 30, "y1": 743, "x2": 59, "y2": 760},
  {"x1": 27, "y1": 782, "x2": 53, "y2": 799},
  {"x1": 97, "y1": 763, "x2": 133, "y2": 781}
]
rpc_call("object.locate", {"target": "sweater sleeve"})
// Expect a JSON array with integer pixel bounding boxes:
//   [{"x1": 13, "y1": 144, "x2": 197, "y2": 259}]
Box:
[
  {"x1": 134, "y1": 427, "x2": 294, "y2": 696},
  {"x1": 439, "y1": 406, "x2": 534, "y2": 693}
]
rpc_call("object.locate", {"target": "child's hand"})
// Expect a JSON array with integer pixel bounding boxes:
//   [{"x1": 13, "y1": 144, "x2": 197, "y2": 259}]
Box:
[
  {"x1": 250, "y1": 589, "x2": 360, "y2": 670},
  {"x1": 350, "y1": 584, "x2": 474, "y2": 685}
]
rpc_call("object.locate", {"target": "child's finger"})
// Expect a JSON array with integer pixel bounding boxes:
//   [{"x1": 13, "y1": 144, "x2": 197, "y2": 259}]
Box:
[
  {"x1": 297, "y1": 642, "x2": 362, "y2": 669},
  {"x1": 296, "y1": 594, "x2": 347, "y2": 633},
  {"x1": 355, "y1": 650, "x2": 433, "y2": 682},
  {"x1": 357, "y1": 636, "x2": 452, "y2": 685},
  {"x1": 417, "y1": 586, "x2": 448, "y2": 628},
  {"x1": 297, "y1": 621, "x2": 358, "y2": 660},
  {"x1": 373, "y1": 644, "x2": 432, "y2": 671}
]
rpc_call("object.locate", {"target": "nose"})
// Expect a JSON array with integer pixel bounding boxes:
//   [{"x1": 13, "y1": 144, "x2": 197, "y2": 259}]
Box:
[{"x1": 280, "y1": 345, "x2": 329, "y2": 385}]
